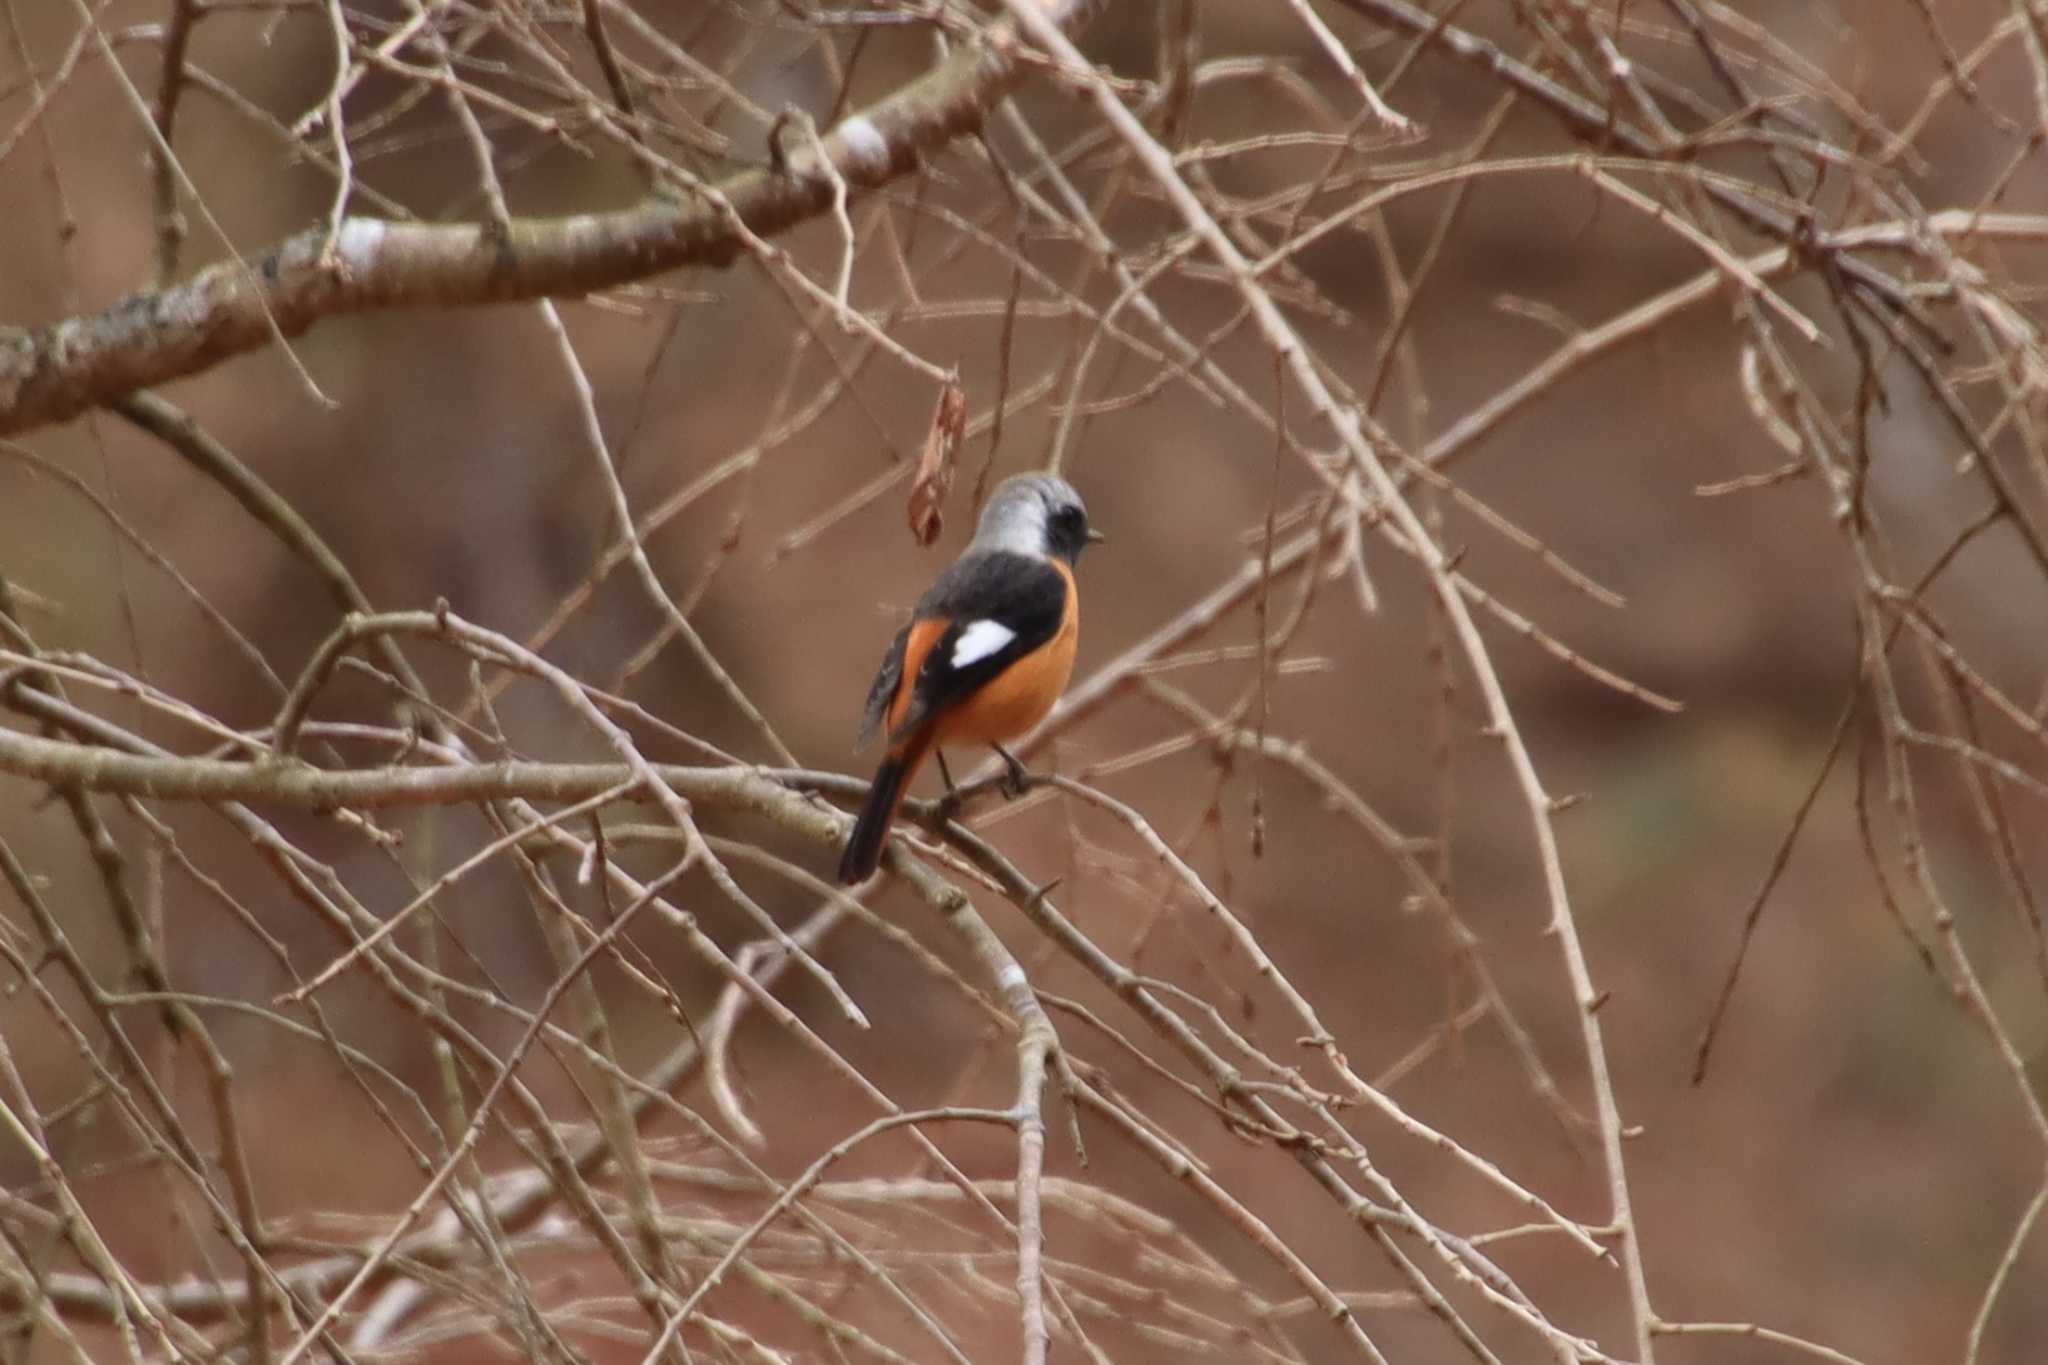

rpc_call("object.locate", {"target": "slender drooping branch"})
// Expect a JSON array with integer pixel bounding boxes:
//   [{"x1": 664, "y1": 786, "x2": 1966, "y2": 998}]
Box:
[{"x1": 997, "y1": 3, "x2": 1659, "y2": 1357}]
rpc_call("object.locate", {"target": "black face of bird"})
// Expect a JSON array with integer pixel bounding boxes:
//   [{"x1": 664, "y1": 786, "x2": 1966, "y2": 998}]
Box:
[{"x1": 1044, "y1": 495, "x2": 1101, "y2": 566}]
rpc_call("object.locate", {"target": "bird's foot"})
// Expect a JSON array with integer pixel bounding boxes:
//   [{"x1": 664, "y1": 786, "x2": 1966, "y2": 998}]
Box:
[{"x1": 993, "y1": 743, "x2": 1033, "y2": 799}]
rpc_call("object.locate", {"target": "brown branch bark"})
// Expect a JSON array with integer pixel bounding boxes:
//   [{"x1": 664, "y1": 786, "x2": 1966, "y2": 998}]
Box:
[{"x1": 0, "y1": 0, "x2": 1098, "y2": 438}]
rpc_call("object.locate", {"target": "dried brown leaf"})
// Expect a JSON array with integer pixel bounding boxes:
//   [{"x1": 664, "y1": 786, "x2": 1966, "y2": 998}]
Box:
[{"x1": 908, "y1": 373, "x2": 966, "y2": 547}]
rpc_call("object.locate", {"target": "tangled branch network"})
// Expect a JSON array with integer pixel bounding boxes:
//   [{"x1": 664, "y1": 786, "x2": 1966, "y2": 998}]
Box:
[{"x1": 3, "y1": 2, "x2": 2048, "y2": 1363}]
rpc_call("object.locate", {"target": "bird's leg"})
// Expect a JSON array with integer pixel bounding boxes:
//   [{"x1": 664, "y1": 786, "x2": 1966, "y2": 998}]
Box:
[
  {"x1": 933, "y1": 749, "x2": 964, "y2": 825},
  {"x1": 992, "y1": 743, "x2": 1032, "y2": 799}
]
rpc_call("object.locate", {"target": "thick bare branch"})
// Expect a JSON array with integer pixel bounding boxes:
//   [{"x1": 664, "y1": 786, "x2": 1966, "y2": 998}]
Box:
[{"x1": 0, "y1": 0, "x2": 1100, "y2": 437}]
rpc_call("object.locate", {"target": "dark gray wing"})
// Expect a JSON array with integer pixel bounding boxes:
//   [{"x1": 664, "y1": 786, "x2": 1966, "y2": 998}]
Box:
[{"x1": 855, "y1": 623, "x2": 910, "y2": 751}]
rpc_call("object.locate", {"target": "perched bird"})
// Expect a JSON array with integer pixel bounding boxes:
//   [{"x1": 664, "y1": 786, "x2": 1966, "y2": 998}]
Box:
[{"x1": 838, "y1": 473, "x2": 1101, "y2": 883}]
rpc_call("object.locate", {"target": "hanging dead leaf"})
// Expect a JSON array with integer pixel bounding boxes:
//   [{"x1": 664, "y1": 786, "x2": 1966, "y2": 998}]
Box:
[{"x1": 907, "y1": 372, "x2": 966, "y2": 546}]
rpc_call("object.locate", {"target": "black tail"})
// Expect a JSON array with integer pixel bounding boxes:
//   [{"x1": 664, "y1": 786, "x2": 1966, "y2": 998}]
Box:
[{"x1": 839, "y1": 751, "x2": 916, "y2": 883}]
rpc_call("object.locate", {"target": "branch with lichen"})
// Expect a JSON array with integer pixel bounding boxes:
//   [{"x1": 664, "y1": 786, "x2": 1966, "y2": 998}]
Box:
[{"x1": 0, "y1": 0, "x2": 1100, "y2": 438}]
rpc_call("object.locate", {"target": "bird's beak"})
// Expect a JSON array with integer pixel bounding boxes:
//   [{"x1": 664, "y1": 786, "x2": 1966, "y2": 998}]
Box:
[{"x1": 1086, "y1": 527, "x2": 1106, "y2": 544}]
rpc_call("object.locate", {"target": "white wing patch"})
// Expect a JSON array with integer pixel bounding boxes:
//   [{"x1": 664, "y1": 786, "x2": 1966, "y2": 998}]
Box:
[{"x1": 950, "y1": 619, "x2": 1016, "y2": 669}]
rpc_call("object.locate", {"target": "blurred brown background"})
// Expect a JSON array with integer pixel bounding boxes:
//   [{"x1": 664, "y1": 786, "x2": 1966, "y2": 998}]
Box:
[{"x1": 3, "y1": 1, "x2": 2047, "y2": 1361}]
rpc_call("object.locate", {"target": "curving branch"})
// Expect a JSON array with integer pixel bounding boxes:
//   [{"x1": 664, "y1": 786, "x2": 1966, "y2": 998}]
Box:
[{"x1": 0, "y1": 0, "x2": 1099, "y2": 438}]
